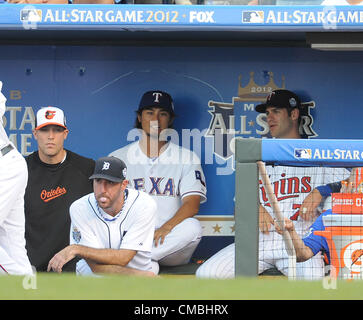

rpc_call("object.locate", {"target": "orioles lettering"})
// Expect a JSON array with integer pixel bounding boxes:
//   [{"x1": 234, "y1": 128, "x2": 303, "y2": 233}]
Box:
[{"x1": 40, "y1": 187, "x2": 67, "y2": 202}]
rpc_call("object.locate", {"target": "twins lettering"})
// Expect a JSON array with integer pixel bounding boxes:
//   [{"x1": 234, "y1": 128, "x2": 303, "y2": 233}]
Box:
[{"x1": 260, "y1": 174, "x2": 312, "y2": 220}]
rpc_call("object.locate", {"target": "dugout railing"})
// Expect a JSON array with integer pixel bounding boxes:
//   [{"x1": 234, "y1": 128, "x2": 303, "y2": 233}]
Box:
[{"x1": 234, "y1": 138, "x2": 363, "y2": 277}]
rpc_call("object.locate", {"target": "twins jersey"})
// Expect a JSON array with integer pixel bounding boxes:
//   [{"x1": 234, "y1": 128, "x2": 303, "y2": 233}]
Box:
[
  {"x1": 69, "y1": 189, "x2": 156, "y2": 273},
  {"x1": 259, "y1": 165, "x2": 349, "y2": 249},
  {"x1": 110, "y1": 141, "x2": 207, "y2": 228}
]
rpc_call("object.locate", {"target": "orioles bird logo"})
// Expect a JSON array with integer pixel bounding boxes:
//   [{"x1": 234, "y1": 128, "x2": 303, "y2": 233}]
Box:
[{"x1": 45, "y1": 110, "x2": 56, "y2": 119}]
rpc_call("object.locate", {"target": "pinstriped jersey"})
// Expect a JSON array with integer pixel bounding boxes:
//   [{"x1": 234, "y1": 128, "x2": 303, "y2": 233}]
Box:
[
  {"x1": 259, "y1": 165, "x2": 349, "y2": 249},
  {"x1": 70, "y1": 189, "x2": 156, "y2": 272}
]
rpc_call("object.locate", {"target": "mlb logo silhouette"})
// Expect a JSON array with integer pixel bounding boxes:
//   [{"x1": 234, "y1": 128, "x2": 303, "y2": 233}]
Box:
[
  {"x1": 20, "y1": 9, "x2": 42, "y2": 22},
  {"x1": 242, "y1": 11, "x2": 264, "y2": 23},
  {"x1": 294, "y1": 148, "x2": 312, "y2": 159}
]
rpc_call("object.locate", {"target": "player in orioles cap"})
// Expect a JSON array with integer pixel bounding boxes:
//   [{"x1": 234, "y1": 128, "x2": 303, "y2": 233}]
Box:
[{"x1": 24, "y1": 106, "x2": 95, "y2": 272}]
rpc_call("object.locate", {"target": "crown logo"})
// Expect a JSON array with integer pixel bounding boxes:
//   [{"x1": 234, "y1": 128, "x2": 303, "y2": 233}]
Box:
[{"x1": 235, "y1": 71, "x2": 285, "y2": 102}]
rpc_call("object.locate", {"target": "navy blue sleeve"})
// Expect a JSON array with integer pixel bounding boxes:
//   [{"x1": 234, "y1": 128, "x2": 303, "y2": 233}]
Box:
[
  {"x1": 302, "y1": 210, "x2": 332, "y2": 262},
  {"x1": 316, "y1": 181, "x2": 342, "y2": 197}
]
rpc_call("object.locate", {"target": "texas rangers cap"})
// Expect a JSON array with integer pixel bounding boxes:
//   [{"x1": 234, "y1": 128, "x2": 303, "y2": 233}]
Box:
[
  {"x1": 89, "y1": 156, "x2": 127, "y2": 183},
  {"x1": 255, "y1": 89, "x2": 301, "y2": 113},
  {"x1": 137, "y1": 90, "x2": 175, "y2": 114},
  {"x1": 35, "y1": 106, "x2": 67, "y2": 130}
]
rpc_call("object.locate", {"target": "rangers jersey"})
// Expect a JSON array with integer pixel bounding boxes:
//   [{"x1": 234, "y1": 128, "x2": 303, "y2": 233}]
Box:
[{"x1": 110, "y1": 141, "x2": 207, "y2": 228}]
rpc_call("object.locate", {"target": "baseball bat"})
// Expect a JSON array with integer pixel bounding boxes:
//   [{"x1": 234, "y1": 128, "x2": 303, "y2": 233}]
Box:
[{"x1": 257, "y1": 161, "x2": 296, "y2": 280}]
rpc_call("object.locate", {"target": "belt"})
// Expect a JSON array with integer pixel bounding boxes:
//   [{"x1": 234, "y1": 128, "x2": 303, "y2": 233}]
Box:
[{"x1": 0, "y1": 144, "x2": 13, "y2": 157}]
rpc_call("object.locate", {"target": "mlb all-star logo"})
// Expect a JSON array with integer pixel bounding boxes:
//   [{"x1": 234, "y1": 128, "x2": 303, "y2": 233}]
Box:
[
  {"x1": 72, "y1": 226, "x2": 81, "y2": 244},
  {"x1": 206, "y1": 99, "x2": 268, "y2": 160},
  {"x1": 205, "y1": 71, "x2": 317, "y2": 163}
]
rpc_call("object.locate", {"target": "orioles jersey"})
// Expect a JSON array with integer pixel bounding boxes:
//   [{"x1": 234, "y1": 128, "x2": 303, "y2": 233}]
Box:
[
  {"x1": 109, "y1": 141, "x2": 207, "y2": 228},
  {"x1": 24, "y1": 150, "x2": 95, "y2": 272}
]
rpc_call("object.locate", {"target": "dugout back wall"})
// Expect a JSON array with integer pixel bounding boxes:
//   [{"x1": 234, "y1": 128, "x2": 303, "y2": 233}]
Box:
[{"x1": 2, "y1": 38, "x2": 363, "y2": 258}]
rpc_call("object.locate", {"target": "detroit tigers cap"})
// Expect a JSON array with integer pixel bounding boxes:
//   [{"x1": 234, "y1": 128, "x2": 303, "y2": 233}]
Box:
[
  {"x1": 137, "y1": 90, "x2": 175, "y2": 114},
  {"x1": 35, "y1": 106, "x2": 67, "y2": 130},
  {"x1": 89, "y1": 156, "x2": 127, "y2": 183},
  {"x1": 255, "y1": 89, "x2": 302, "y2": 113}
]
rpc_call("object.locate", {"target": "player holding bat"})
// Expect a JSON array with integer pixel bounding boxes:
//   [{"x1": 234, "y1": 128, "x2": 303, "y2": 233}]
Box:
[
  {"x1": 276, "y1": 167, "x2": 363, "y2": 265},
  {"x1": 196, "y1": 89, "x2": 349, "y2": 279}
]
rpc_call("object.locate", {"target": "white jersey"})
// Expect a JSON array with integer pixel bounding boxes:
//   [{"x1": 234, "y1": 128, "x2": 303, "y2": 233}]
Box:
[
  {"x1": 110, "y1": 141, "x2": 207, "y2": 228},
  {"x1": 0, "y1": 82, "x2": 10, "y2": 149},
  {"x1": 0, "y1": 81, "x2": 32, "y2": 275},
  {"x1": 196, "y1": 165, "x2": 350, "y2": 279},
  {"x1": 260, "y1": 165, "x2": 350, "y2": 248},
  {"x1": 69, "y1": 189, "x2": 156, "y2": 273}
]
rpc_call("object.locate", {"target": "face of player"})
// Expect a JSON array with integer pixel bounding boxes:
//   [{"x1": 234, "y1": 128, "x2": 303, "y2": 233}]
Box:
[
  {"x1": 265, "y1": 106, "x2": 300, "y2": 139},
  {"x1": 93, "y1": 178, "x2": 128, "y2": 216},
  {"x1": 33, "y1": 125, "x2": 69, "y2": 164},
  {"x1": 138, "y1": 107, "x2": 173, "y2": 139}
]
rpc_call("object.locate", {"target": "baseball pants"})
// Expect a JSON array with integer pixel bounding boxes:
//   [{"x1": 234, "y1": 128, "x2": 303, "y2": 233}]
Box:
[
  {"x1": 152, "y1": 217, "x2": 202, "y2": 267},
  {"x1": 76, "y1": 217, "x2": 202, "y2": 276},
  {"x1": 0, "y1": 146, "x2": 32, "y2": 275},
  {"x1": 196, "y1": 242, "x2": 325, "y2": 280}
]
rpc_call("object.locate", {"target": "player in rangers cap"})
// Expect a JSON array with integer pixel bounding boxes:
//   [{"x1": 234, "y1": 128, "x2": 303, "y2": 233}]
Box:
[
  {"x1": 47, "y1": 156, "x2": 157, "y2": 276},
  {"x1": 110, "y1": 90, "x2": 207, "y2": 275}
]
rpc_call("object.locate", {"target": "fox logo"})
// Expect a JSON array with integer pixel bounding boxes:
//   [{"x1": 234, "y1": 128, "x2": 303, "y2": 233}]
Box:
[{"x1": 45, "y1": 110, "x2": 56, "y2": 120}]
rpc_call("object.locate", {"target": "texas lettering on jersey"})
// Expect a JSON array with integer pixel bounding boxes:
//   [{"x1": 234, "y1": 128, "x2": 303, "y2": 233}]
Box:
[
  {"x1": 131, "y1": 170, "x2": 205, "y2": 197},
  {"x1": 259, "y1": 173, "x2": 312, "y2": 221},
  {"x1": 133, "y1": 177, "x2": 177, "y2": 196}
]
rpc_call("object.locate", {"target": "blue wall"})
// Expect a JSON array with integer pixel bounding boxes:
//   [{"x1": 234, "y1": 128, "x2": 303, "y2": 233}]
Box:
[{"x1": 3, "y1": 44, "x2": 363, "y2": 221}]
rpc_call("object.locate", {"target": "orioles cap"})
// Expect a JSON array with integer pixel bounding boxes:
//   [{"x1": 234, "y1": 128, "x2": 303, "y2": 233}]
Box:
[{"x1": 35, "y1": 106, "x2": 67, "y2": 130}]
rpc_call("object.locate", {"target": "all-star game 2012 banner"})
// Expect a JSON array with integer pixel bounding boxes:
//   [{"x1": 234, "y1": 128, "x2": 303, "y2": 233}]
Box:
[{"x1": 3, "y1": 4, "x2": 363, "y2": 30}]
